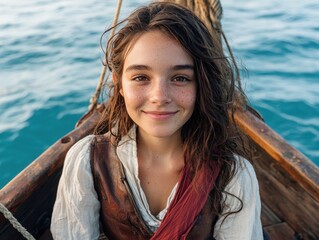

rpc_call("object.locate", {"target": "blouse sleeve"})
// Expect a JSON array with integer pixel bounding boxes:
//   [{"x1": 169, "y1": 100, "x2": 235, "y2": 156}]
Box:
[
  {"x1": 50, "y1": 135, "x2": 100, "y2": 240},
  {"x1": 213, "y1": 156, "x2": 263, "y2": 240}
]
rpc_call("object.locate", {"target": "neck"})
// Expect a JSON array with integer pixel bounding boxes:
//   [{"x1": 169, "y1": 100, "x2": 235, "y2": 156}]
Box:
[{"x1": 136, "y1": 129, "x2": 184, "y2": 169}]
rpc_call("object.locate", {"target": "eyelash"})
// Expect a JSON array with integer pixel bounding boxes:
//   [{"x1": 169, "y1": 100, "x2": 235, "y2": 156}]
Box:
[
  {"x1": 132, "y1": 75, "x2": 148, "y2": 81},
  {"x1": 172, "y1": 76, "x2": 191, "y2": 82},
  {"x1": 131, "y1": 75, "x2": 192, "y2": 83}
]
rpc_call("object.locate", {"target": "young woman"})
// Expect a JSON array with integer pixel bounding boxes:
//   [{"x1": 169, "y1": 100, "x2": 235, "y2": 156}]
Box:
[{"x1": 51, "y1": 2, "x2": 263, "y2": 239}]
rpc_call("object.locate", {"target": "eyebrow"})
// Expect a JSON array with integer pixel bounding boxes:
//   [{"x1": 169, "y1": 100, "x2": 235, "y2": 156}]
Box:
[
  {"x1": 125, "y1": 65, "x2": 151, "y2": 72},
  {"x1": 125, "y1": 64, "x2": 194, "y2": 72},
  {"x1": 173, "y1": 64, "x2": 194, "y2": 71}
]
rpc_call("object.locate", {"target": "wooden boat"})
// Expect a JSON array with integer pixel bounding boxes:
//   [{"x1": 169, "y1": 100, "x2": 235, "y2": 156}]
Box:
[
  {"x1": 0, "y1": 105, "x2": 319, "y2": 240},
  {"x1": 1, "y1": 1, "x2": 319, "y2": 239}
]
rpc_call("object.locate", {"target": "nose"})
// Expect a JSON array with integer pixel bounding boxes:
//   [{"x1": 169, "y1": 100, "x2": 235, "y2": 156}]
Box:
[{"x1": 149, "y1": 80, "x2": 172, "y2": 105}]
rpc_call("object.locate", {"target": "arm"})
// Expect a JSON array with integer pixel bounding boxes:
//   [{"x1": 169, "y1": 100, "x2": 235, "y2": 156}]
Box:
[
  {"x1": 50, "y1": 135, "x2": 100, "y2": 240},
  {"x1": 213, "y1": 157, "x2": 263, "y2": 240}
]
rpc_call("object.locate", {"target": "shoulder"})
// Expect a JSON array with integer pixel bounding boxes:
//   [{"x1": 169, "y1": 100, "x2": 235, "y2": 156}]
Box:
[
  {"x1": 224, "y1": 155, "x2": 259, "y2": 204},
  {"x1": 232, "y1": 155, "x2": 258, "y2": 186},
  {"x1": 65, "y1": 133, "x2": 112, "y2": 159},
  {"x1": 62, "y1": 135, "x2": 96, "y2": 175},
  {"x1": 64, "y1": 133, "x2": 114, "y2": 167},
  {"x1": 65, "y1": 135, "x2": 95, "y2": 162},
  {"x1": 214, "y1": 156, "x2": 263, "y2": 239},
  {"x1": 52, "y1": 137, "x2": 101, "y2": 239}
]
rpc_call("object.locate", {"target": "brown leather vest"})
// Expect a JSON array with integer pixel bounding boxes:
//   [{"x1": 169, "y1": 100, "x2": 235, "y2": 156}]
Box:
[{"x1": 90, "y1": 135, "x2": 218, "y2": 240}]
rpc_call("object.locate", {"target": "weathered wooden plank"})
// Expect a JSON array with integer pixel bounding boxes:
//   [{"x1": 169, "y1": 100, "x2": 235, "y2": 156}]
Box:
[
  {"x1": 0, "y1": 171, "x2": 60, "y2": 239},
  {"x1": 234, "y1": 109, "x2": 319, "y2": 202},
  {"x1": 261, "y1": 203, "x2": 281, "y2": 227},
  {"x1": 1, "y1": 105, "x2": 319, "y2": 239},
  {"x1": 264, "y1": 222, "x2": 297, "y2": 240},
  {"x1": 0, "y1": 108, "x2": 100, "y2": 212},
  {"x1": 235, "y1": 109, "x2": 319, "y2": 239},
  {"x1": 0, "y1": 107, "x2": 102, "y2": 238},
  {"x1": 38, "y1": 228, "x2": 53, "y2": 240},
  {"x1": 255, "y1": 149, "x2": 319, "y2": 239}
]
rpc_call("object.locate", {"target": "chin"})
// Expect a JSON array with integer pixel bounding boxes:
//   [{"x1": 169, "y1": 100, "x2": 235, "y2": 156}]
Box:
[{"x1": 141, "y1": 127, "x2": 180, "y2": 139}]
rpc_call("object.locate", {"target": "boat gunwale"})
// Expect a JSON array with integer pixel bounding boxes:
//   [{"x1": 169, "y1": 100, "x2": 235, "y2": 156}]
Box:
[
  {"x1": 1, "y1": 106, "x2": 318, "y2": 210},
  {"x1": 234, "y1": 109, "x2": 319, "y2": 202},
  {"x1": 1, "y1": 106, "x2": 319, "y2": 239},
  {"x1": 0, "y1": 108, "x2": 101, "y2": 214}
]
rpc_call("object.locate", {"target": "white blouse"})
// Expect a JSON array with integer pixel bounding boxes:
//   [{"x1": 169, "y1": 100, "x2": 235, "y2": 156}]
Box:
[{"x1": 51, "y1": 130, "x2": 263, "y2": 240}]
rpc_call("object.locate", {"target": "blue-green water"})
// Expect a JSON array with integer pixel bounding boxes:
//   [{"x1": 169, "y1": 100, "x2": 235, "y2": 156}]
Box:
[{"x1": 1, "y1": 0, "x2": 318, "y2": 188}]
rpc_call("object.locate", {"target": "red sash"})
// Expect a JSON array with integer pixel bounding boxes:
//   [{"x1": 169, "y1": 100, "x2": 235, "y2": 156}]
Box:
[{"x1": 151, "y1": 161, "x2": 221, "y2": 240}]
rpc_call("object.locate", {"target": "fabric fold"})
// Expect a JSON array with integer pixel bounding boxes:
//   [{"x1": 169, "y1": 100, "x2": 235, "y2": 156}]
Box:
[{"x1": 151, "y1": 161, "x2": 221, "y2": 240}]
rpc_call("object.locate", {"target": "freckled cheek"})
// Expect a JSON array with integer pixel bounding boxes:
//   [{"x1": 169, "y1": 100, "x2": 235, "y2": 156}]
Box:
[
  {"x1": 122, "y1": 89, "x2": 145, "y2": 105},
  {"x1": 176, "y1": 89, "x2": 197, "y2": 107}
]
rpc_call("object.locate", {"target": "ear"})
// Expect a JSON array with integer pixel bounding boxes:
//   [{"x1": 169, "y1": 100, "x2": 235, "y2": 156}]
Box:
[{"x1": 113, "y1": 73, "x2": 123, "y2": 96}]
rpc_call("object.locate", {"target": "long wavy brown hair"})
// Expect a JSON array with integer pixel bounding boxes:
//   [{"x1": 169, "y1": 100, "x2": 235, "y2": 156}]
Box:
[{"x1": 95, "y1": 2, "x2": 252, "y2": 224}]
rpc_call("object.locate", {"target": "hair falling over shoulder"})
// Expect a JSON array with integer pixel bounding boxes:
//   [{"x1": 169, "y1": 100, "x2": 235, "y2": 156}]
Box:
[{"x1": 94, "y1": 2, "x2": 253, "y2": 222}]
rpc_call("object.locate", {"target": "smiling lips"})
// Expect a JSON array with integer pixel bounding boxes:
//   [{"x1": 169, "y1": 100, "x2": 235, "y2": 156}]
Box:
[{"x1": 142, "y1": 110, "x2": 178, "y2": 120}]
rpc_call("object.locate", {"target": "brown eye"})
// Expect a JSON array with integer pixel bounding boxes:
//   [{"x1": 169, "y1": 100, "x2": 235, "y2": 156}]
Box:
[
  {"x1": 132, "y1": 75, "x2": 148, "y2": 81},
  {"x1": 172, "y1": 76, "x2": 190, "y2": 82}
]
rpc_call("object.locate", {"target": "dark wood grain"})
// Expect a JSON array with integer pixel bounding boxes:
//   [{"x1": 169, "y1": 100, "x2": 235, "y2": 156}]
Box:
[{"x1": 235, "y1": 109, "x2": 319, "y2": 239}]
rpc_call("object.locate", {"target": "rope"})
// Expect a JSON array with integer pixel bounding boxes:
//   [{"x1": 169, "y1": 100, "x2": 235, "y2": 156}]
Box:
[
  {"x1": 0, "y1": 202, "x2": 36, "y2": 240},
  {"x1": 159, "y1": 0, "x2": 239, "y2": 80},
  {"x1": 88, "y1": 0, "x2": 123, "y2": 111},
  {"x1": 209, "y1": 0, "x2": 223, "y2": 25}
]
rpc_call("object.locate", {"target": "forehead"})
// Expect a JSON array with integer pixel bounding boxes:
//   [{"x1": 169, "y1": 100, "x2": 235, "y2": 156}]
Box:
[{"x1": 123, "y1": 30, "x2": 193, "y2": 68}]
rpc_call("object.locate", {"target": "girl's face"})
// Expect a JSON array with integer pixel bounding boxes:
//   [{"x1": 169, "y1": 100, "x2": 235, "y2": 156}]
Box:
[{"x1": 120, "y1": 30, "x2": 196, "y2": 140}]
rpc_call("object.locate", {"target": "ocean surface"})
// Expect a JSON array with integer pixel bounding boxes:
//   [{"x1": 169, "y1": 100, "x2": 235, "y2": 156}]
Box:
[{"x1": 0, "y1": 0, "x2": 318, "y2": 188}]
